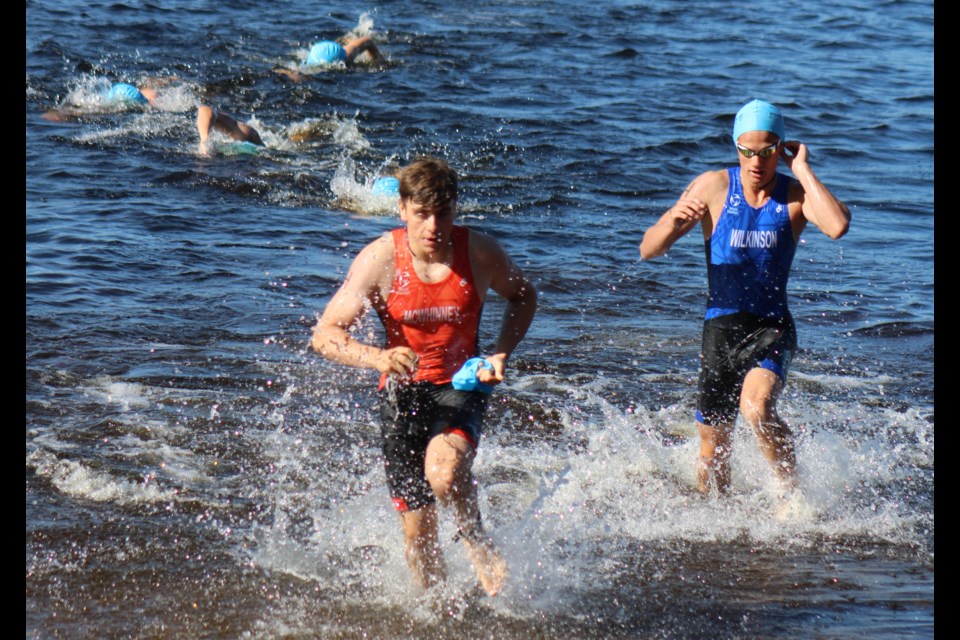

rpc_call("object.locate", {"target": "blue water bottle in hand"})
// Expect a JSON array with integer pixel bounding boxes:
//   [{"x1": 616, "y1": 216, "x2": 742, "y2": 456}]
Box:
[{"x1": 452, "y1": 358, "x2": 495, "y2": 393}]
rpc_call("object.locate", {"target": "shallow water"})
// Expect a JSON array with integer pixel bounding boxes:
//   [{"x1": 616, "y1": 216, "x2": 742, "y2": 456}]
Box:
[{"x1": 27, "y1": 1, "x2": 933, "y2": 637}]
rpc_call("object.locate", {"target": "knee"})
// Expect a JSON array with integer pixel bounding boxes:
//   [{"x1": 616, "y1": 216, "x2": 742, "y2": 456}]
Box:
[
  {"x1": 426, "y1": 461, "x2": 460, "y2": 500},
  {"x1": 740, "y1": 393, "x2": 775, "y2": 427},
  {"x1": 741, "y1": 399, "x2": 791, "y2": 444},
  {"x1": 425, "y1": 439, "x2": 473, "y2": 500}
]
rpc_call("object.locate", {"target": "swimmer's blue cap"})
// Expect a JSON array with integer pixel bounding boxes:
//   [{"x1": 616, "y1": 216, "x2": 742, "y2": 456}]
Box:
[
  {"x1": 306, "y1": 41, "x2": 347, "y2": 65},
  {"x1": 108, "y1": 82, "x2": 149, "y2": 105},
  {"x1": 371, "y1": 176, "x2": 400, "y2": 197},
  {"x1": 733, "y1": 99, "x2": 785, "y2": 142},
  {"x1": 451, "y1": 358, "x2": 495, "y2": 394}
]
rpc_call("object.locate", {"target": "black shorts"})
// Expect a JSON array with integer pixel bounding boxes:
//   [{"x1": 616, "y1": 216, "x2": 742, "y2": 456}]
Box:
[
  {"x1": 378, "y1": 381, "x2": 489, "y2": 512},
  {"x1": 696, "y1": 312, "x2": 796, "y2": 427}
]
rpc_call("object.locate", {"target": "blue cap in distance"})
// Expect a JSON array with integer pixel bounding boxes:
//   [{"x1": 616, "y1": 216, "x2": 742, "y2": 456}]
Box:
[
  {"x1": 306, "y1": 41, "x2": 347, "y2": 65},
  {"x1": 371, "y1": 176, "x2": 400, "y2": 197},
  {"x1": 108, "y1": 83, "x2": 149, "y2": 105}
]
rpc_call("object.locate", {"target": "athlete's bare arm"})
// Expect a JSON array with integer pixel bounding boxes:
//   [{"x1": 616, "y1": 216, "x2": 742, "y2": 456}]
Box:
[
  {"x1": 311, "y1": 234, "x2": 417, "y2": 376},
  {"x1": 343, "y1": 36, "x2": 383, "y2": 64},
  {"x1": 780, "y1": 141, "x2": 851, "y2": 239},
  {"x1": 468, "y1": 231, "x2": 538, "y2": 384},
  {"x1": 640, "y1": 170, "x2": 727, "y2": 260}
]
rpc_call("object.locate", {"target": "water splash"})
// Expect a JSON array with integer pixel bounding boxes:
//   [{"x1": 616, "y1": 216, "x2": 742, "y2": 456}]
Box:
[
  {"x1": 58, "y1": 74, "x2": 197, "y2": 113},
  {"x1": 28, "y1": 448, "x2": 179, "y2": 506},
  {"x1": 240, "y1": 367, "x2": 931, "y2": 621},
  {"x1": 348, "y1": 12, "x2": 376, "y2": 39},
  {"x1": 330, "y1": 155, "x2": 400, "y2": 216}
]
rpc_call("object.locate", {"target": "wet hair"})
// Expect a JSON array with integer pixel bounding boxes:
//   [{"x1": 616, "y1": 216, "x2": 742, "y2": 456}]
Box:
[{"x1": 398, "y1": 156, "x2": 458, "y2": 207}]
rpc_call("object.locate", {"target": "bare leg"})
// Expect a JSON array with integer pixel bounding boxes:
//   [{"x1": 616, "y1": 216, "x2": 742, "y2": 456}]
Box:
[
  {"x1": 272, "y1": 66, "x2": 309, "y2": 83},
  {"x1": 697, "y1": 421, "x2": 733, "y2": 495},
  {"x1": 425, "y1": 432, "x2": 507, "y2": 596},
  {"x1": 398, "y1": 504, "x2": 446, "y2": 591},
  {"x1": 740, "y1": 368, "x2": 796, "y2": 490},
  {"x1": 42, "y1": 109, "x2": 81, "y2": 122}
]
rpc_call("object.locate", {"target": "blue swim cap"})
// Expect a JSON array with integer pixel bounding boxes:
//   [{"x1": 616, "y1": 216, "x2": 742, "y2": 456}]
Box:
[
  {"x1": 108, "y1": 82, "x2": 148, "y2": 105},
  {"x1": 733, "y1": 99, "x2": 785, "y2": 142},
  {"x1": 371, "y1": 176, "x2": 400, "y2": 197},
  {"x1": 306, "y1": 41, "x2": 347, "y2": 65},
  {"x1": 451, "y1": 358, "x2": 495, "y2": 394}
]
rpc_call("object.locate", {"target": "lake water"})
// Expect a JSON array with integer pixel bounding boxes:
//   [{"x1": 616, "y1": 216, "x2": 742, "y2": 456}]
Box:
[{"x1": 26, "y1": 1, "x2": 933, "y2": 637}]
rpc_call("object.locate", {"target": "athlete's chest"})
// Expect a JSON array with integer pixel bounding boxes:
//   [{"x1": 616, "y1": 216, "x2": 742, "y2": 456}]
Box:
[
  {"x1": 385, "y1": 262, "x2": 478, "y2": 326},
  {"x1": 707, "y1": 188, "x2": 797, "y2": 265}
]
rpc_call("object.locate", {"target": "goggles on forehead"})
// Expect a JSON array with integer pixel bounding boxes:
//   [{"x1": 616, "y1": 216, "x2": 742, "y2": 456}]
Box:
[{"x1": 736, "y1": 142, "x2": 780, "y2": 158}]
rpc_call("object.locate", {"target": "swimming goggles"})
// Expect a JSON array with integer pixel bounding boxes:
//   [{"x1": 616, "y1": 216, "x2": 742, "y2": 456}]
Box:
[{"x1": 736, "y1": 142, "x2": 780, "y2": 158}]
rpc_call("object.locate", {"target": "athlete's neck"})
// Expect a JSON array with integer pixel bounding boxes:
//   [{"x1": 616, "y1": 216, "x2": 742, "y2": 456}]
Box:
[
  {"x1": 407, "y1": 234, "x2": 453, "y2": 266},
  {"x1": 741, "y1": 172, "x2": 777, "y2": 206}
]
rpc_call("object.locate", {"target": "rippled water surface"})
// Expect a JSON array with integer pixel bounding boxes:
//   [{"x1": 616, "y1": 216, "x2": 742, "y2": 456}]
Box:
[{"x1": 27, "y1": 1, "x2": 933, "y2": 638}]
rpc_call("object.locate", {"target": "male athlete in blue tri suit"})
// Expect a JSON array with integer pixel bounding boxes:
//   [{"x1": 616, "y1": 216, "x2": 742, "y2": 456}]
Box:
[{"x1": 640, "y1": 99, "x2": 850, "y2": 496}]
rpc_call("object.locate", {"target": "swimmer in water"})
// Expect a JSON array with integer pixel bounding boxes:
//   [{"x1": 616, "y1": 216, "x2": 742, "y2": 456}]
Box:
[
  {"x1": 370, "y1": 175, "x2": 400, "y2": 198},
  {"x1": 367, "y1": 162, "x2": 402, "y2": 198},
  {"x1": 41, "y1": 77, "x2": 174, "y2": 122},
  {"x1": 105, "y1": 82, "x2": 157, "y2": 106},
  {"x1": 195, "y1": 105, "x2": 264, "y2": 156},
  {"x1": 273, "y1": 35, "x2": 383, "y2": 82}
]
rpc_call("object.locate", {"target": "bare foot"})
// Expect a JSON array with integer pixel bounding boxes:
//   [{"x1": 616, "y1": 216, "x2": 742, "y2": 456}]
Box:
[
  {"x1": 42, "y1": 109, "x2": 79, "y2": 122},
  {"x1": 464, "y1": 538, "x2": 508, "y2": 596},
  {"x1": 272, "y1": 66, "x2": 307, "y2": 83}
]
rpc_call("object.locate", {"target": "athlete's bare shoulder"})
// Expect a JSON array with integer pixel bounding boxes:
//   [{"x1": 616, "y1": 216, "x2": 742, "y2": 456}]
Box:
[
  {"x1": 465, "y1": 228, "x2": 510, "y2": 267},
  {"x1": 687, "y1": 169, "x2": 729, "y2": 205},
  {"x1": 462, "y1": 227, "x2": 522, "y2": 298},
  {"x1": 353, "y1": 229, "x2": 394, "y2": 259},
  {"x1": 464, "y1": 226, "x2": 498, "y2": 249},
  {"x1": 344, "y1": 231, "x2": 396, "y2": 296}
]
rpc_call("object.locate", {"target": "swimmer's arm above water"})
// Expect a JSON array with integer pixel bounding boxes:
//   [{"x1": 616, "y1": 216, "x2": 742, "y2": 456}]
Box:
[
  {"x1": 311, "y1": 235, "x2": 416, "y2": 377},
  {"x1": 197, "y1": 106, "x2": 263, "y2": 154},
  {"x1": 343, "y1": 36, "x2": 383, "y2": 64}
]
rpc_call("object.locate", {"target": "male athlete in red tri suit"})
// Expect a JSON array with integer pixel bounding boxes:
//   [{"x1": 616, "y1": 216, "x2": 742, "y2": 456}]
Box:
[{"x1": 312, "y1": 156, "x2": 537, "y2": 596}]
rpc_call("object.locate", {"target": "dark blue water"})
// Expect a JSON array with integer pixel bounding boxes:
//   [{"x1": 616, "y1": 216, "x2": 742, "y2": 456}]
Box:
[{"x1": 27, "y1": 1, "x2": 933, "y2": 638}]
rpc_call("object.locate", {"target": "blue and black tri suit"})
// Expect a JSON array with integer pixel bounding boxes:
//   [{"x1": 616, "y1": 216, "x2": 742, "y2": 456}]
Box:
[{"x1": 696, "y1": 167, "x2": 799, "y2": 426}]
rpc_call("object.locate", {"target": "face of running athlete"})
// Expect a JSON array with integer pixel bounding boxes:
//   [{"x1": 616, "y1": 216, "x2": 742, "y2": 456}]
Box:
[
  {"x1": 398, "y1": 198, "x2": 457, "y2": 260},
  {"x1": 736, "y1": 130, "x2": 781, "y2": 191}
]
